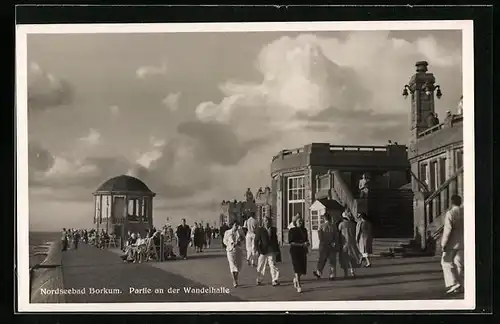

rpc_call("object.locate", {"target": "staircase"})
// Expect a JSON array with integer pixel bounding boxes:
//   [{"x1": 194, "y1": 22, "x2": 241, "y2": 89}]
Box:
[
  {"x1": 368, "y1": 188, "x2": 414, "y2": 238},
  {"x1": 329, "y1": 171, "x2": 418, "y2": 256},
  {"x1": 424, "y1": 166, "x2": 464, "y2": 255},
  {"x1": 376, "y1": 166, "x2": 464, "y2": 258}
]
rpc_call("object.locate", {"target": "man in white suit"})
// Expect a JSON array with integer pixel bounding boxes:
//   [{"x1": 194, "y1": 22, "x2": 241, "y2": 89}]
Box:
[
  {"x1": 243, "y1": 213, "x2": 259, "y2": 267},
  {"x1": 441, "y1": 194, "x2": 464, "y2": 294}
]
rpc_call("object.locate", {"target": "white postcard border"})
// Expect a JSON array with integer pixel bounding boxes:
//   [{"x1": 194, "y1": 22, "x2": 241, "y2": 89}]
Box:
[{"x1": 16, "y1": 20, "x2": 476, "y2": 312}]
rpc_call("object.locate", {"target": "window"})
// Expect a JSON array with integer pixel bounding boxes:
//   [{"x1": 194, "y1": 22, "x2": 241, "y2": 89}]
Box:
[
  {"x1": 286, "y1": 176, "x2": 306, "y2": 228},
  {"x1": 455, "y1": 150, "x2": 463, "y2": 170},
  {"x1": 429, "y1": 161, "x2": 437, "y2": 191},
  {"x1": 262, "y1": 205, "x2": 269, "y2": 219},
  {"x1": 311, "y1": 210, "x2": 319, "y2": 230},
  {"x1": 95, "y1": 196, "x2": 101, "y2": 223},
  {"x1": 419, "y1": 163, "x2": 428, "y2": 187},
  {"x1": 439, "y1": 158, "x2": 447, "y2": 185}
]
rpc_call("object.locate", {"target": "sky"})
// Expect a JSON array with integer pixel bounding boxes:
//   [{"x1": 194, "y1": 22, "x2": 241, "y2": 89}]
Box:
[{"x1": 25, "y1": 28, "x2": 463, "y2": 231}]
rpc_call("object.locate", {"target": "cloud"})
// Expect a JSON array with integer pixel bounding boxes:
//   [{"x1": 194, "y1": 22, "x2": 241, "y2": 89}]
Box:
[
  {"x1": 28, "y1": 141, "x2": 55, "y2": 179},
  {"x1": 194, "y1": 32, "x2": 462, "y2": 147},
  {"x1": 28, "y1": 61, "x2": 74, "y2": 111},
  {"x1": 136, "y1": 63, "x2": 167, "y2": 79},
  {"x1": 162, "y1": 92, "x2": 181, "y2": 111},
  {"x1": 79, "y1": 128, "x2": 101, "y2": 146}
]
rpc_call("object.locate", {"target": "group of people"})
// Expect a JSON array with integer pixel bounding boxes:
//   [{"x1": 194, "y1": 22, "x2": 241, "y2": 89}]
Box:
[
  {"x1": 121, "y1": 226, "x2": 177, "y2": 263},
  {"x1": 61, "y1": 228, "x2": 82, "y2": 251},
  {"x1": 190, "y1": 222, "x2": 217, "y2": 252},
  {"x1": 221, "y1": 209, "x2": 373, "y2": 293}
]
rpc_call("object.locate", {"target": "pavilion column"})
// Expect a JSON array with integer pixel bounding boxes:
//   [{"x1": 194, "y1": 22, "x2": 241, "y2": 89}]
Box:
[{"x1": 148, "y1": 196, "x2": 153, "y2": 229}]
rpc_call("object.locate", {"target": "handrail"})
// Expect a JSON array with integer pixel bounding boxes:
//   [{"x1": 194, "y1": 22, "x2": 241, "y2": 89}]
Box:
[
  {"x1": 410, "y1": 169, "x2": 430, "y2": 193},
  {"x1": 425, "y1": 166, "x2": 464, "y2": 204},
  {"x1": 331, "y1": 171, "x2": 357, "y2": 216}
]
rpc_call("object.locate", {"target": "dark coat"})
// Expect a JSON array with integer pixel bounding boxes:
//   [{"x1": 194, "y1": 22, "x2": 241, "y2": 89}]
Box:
[
  {"x1": 176, "y1": 225, "x2": 191, "y2": 242},
  {"x1": 254, "y1": 226, "x2": 280, "y2": 255}
]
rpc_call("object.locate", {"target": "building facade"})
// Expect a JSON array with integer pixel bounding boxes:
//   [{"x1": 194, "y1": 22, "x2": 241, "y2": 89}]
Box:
[
  {"x1": 270, "y1": 143, "x2": 410, "y2": 245},
  {"x1": 220, "y1": 189, "x2": 258, "y2": 225},
  {"x1": 404, "y1": 61, "x2": 464, "y2": 252},
  {"x1": 255, "y1": 186, "x2": 272, "y2": 225}
]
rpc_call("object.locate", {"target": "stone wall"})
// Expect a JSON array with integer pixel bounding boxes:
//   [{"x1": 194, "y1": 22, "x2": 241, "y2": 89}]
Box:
[{"x1": 30, "y1": 241, "x2": 65, "y2": 303}]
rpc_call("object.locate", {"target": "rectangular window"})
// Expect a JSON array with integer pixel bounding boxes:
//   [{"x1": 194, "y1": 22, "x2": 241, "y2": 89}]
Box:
[
  {"x1": 429, "y1": 161, "x2": 437, "y2": 191},
  {"x1": 419, "y1": 163, "x2": 428, "y2": 189},
  {"x1": 439, "y1": 158, "x2": 447, "y2": 185},
  {"x1": 311, "y1": 210, "x2": 319, "y2": 230},
  {"x1": 95, "y1": 196, "x2": 101, "y2": 223},
  {"x1": 456, "y1": 150, "x2": 463, "y2": 170},
  {"x1": 419, "y1": 164, "x2": 427, "y2": 184},
  {"x1": 286, "y1": 176, "x2": 306, "y2": 229}
]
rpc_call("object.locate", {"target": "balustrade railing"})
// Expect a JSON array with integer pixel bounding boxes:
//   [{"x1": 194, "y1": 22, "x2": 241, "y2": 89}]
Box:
[
  {"x1": 424, "y1": 166, "x2": 464, "y2": 233},
  {"x1": 418, "y1": 114, "x2": 464, "y2": 138}
]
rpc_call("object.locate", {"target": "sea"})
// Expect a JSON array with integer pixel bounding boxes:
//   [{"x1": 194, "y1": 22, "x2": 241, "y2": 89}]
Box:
[{"x1": 28, "y1": 231, "x2": 60, "y2": 267}]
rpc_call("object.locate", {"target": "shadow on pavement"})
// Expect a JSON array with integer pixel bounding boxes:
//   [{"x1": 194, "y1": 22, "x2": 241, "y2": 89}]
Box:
[
  {"x1": 307, "y1": 276, "x2": 443, "y2": 292},
  {"x1": 371, "y1": 258, "x2": 440, "y2": 268}
]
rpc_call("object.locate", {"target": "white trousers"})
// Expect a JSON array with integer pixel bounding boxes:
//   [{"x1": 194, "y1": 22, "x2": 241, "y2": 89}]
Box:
[
  {"x1": 441, "y1": 249, "x2": 464, "y2": 288},
  {"x1": 256, "y1": 252, "x2": 280, "y2": 282},
  {"x1": 245, "y1": 233, "x2": 257, "y2": 264}
]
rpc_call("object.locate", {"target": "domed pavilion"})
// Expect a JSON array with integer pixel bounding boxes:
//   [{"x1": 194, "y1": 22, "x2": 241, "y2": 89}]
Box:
[{"x1": 93, "y1": 175, "x2": 156, "y2": 248}]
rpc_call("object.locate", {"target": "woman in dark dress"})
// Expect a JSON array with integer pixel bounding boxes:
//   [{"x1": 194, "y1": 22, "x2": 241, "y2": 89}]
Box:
[{"x1": 288, "y1": 216, "x2": 309, "y2": 293}]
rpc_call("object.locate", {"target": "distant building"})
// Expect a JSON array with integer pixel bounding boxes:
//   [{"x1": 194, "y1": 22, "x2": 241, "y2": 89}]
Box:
[
  {"x1": 220, "y1": 188, "x2": 257, "y2": 225},
  {"x1": 255, "y1": 186, "x2": 272, "y2": 225}
]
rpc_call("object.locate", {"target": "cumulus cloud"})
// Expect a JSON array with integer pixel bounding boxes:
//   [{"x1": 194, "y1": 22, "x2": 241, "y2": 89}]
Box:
[
  {"x1": 162, "y1": 92, "x2": 181, "y2": 111},
  {"x1": 28, "y1": 61, "x2": 74, "y2": 111},
  {"x1": 194, "y1": 32, "x2": 462, "y2": 147},
  {"x1": 136, "y1": 63, "x2": 167, "y2": 79}
]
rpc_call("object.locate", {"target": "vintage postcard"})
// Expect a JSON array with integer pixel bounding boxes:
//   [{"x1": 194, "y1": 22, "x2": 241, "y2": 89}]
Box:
[{"x1": 16, "y1": 20, "x2": 475, "y2": 312}]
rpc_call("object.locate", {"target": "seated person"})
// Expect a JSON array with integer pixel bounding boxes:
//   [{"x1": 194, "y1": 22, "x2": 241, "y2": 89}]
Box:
[{"x1": 121, "y1": 233, "x2": 138, "y2": 262}]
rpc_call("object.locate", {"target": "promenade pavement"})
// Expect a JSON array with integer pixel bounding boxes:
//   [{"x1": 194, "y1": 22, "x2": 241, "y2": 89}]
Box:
[
  {"x1": 61, "y1": 239, "x2": 464, "y2": 303},
  {"x1": 61, "y1": 243, "x2": 241, "y2": 303},
  {"x1": 108, "y1": 239, "x2": 463, "y2": 302}
]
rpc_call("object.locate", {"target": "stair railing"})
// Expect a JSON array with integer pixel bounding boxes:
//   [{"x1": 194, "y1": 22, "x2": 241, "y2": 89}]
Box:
[
  {"x1": 410, "y1": 169, "x2": 430, "y2": 193},
  {"x1": 331, "y1": 171, "x2": 358, "y2": 217},
  {"x1": 424, "y1": 166, "x2": 464, "y2": 235}
]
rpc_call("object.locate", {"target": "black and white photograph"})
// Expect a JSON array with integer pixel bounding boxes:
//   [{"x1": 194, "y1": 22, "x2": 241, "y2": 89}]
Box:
[{"x1": 17, "y1": 20, "x2": 475, "y2": 312}]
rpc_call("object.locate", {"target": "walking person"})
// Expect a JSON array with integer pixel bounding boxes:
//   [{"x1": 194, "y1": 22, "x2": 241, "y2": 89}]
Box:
[
  {"x1": 176, "y1": 219, "x2": 191, "y2": 260},
  {"x1": 243, "y1": 212, "x2": 259, "y2": 267},
  {"x1": 220, "y1": 222, "x2": 229, "y2": 249},
  {"x1": 441, "y1": 195, "x2": 464, "y2": 294},
  {"x1": 254, "y1": 216, "x2": 281, "y2": 286},
  {"x1": 288, "y1": 216, "x2": 309, "y2": 293},
  {"x1": 61, "y1": 228, "x2": 68, "y2": 252},
  {"x1": 193, "y1": 223, "x2": 204, "y2": 252},
  {"x1": 338, "y1": 212, "x2": 363, "y2": 278},
  {"x1": 204, "y1": 223, "x2": 212, "y2": 249},
  {"x1": 223, "y1": 220, "x2": 245, "y2": 287},
  {"x1": 356, "y1": 212, "x2": 373, "y2": 267},
  {"x1": 72, "y1": 230, "x2": 81, "y2": 250},
  {"x1": 313, "y1": 212, "x2": 339, "y2": 280}
]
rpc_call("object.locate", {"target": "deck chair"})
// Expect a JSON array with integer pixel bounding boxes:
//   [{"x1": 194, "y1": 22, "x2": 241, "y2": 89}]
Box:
[{"x1": 108, "y1": 235, "x2": 118, "y2": 248}]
